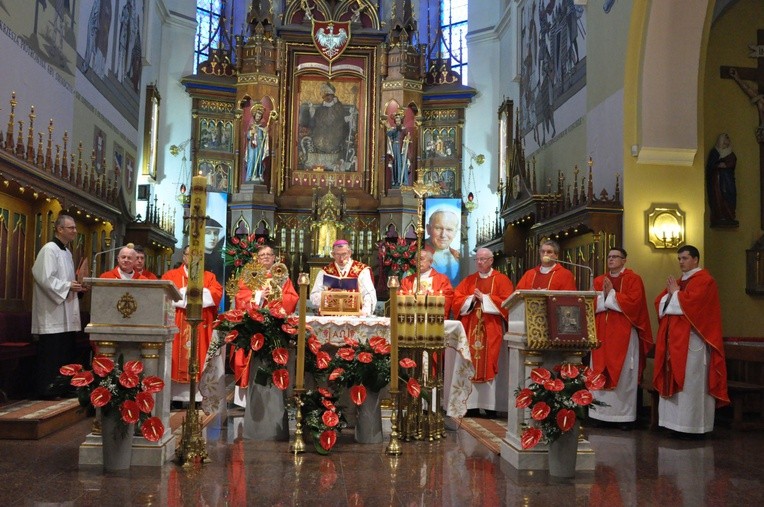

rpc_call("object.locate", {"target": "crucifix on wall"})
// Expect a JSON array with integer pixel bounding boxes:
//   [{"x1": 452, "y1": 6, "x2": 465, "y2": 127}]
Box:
[{"x1": 720, "y1": 28, "x2": 764, "y2": 228}]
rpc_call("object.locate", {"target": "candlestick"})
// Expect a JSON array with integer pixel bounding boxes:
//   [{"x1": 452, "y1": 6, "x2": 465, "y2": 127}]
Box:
[
  {"x1": 295, "y1": 273, "x2": 310, "y2": 390},
  {"x1": 388, "y1": 276, "x2": 400, "y2": 391}
]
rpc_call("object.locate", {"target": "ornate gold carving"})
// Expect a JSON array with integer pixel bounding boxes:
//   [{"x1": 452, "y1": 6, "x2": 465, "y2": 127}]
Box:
[
  {"x1": 198, "y1": 100, "x2": 234, "y2": 114},
  {"x1": 522, "y1": 295, "x2": 598, "y2": 350},
  {"x1": 116, "y1": 292, "x2": 138, "y2": 318},
  {"x1": 237, "y1": 74, "x2": 279, "y2": 85},
  {"x1": 423, "y1": 110, "x2": 459, "y2": 121}
]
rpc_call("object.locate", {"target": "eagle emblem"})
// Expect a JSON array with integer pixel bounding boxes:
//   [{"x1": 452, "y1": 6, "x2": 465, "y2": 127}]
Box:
[{"x1": 312, "y1": 20, "x2": 351, "y2": 63}]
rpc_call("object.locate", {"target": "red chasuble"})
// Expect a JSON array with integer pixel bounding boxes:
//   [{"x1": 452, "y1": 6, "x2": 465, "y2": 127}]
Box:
[
  {"x1": 137, "y1": 270, "x2": 158, "y2": 280},
  {"x1": 653, "y1": 269, "x2": 729, "y2": 407},
  {"x1": 591, "y1": 269, "x2": 653, "y2": 388},
  {"x1": 400, "y1": 269, "x2": 454, "y2": 319},
  {"x1": 231, "y1": 276, "x2": 299, "y2": 387},
  {"x1": 99, "y1": 267, "x2": 147, "y2": 279},
  {"x1": 161, "y1": 266, "x2": 223, "y2": 383},
  {"x1": 453, "y1": 271, "x2": 514, "y2": 382},
  {"x1": 322, "y1": 259, "x2": 369, "y2": 280},
  {"x1": 515, "y1": 263, "x2": 576, "y2": 290}
]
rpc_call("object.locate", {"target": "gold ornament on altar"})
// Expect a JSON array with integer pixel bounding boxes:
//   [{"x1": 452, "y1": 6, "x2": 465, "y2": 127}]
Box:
[
  {"x1": 225, "y1": 258, "x2": 290, "y2": 303},
  {"x1": 116, "y1": 292, "x2": 138, "y2": 318}
]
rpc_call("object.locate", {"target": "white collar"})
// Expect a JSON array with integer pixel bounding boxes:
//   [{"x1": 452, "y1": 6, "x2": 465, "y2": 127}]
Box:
[
  {"x1": 681, "y1": 267, "x2": 702, "y2": 280},
  {"x1": 539, "y1": 264, "x2": 555, "y2": 274},
  {"x1": 478, "y1": 269, "x2": 493, "y2": 279},
  {"x1": 118, "y1": 268, "x2": 134, "y2": 279},
  {"x1": 609, "y1": 267, "x2": 626, "y2": 277}
]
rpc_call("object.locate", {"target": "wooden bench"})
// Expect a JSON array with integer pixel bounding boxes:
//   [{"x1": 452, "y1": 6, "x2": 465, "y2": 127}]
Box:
[
  {"x1": 0, "y1": 312, "x2": 36, "y2": 402},
  {"x1": 725, "y1": 343, "x2": 764, "y2": 430}
]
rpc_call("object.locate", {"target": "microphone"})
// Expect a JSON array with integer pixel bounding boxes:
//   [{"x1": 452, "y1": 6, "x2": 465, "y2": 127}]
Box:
[
  {"x1": 92, "y1": 242, "x2": 134, "y2": 277},
  {"x1": 542, "y1": 256, "x2": 594, "y2": 290}
]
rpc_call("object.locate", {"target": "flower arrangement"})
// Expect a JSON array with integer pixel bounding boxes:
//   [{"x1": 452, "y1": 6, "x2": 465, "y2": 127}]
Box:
[
  {"x1": 213, "y1": 299, "x2": 298, "y2": 389},
  {"x1": 59, "y1": 355, "x2": 165, "y2": 442},
  {"x1": 301, "y1": 388, "x2": 348, "y2": 455},
  {"x1": 378, "y1": 237, "x2": 418, "y2": 280},
  {"x1": 224, "y1": 234, "x2": 265, "y2": 276},
  {"x1": 514, "y1": 363, "x2": 605, "y2": 449}
]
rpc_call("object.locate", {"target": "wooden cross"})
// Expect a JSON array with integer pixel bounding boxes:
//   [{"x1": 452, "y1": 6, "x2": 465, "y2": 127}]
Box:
[{"x1": 720, "y1": 29, "x2": 764, "y2": 227}]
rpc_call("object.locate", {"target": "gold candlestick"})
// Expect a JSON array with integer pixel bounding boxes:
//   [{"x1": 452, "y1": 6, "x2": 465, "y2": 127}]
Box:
[
  {"x1": 289, "y1": 273, "x2": 310, "y2": 454},
  {"x1": 386, "y1": 275, "x2": 402, "y2": 455}
]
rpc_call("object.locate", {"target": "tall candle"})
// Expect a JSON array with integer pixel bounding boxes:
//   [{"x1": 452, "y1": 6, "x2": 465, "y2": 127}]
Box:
[
  {"x1": 186, "y1": 175, "x2": 207, "y2": 321},
  {"x1": 295, "y1": 273, "x2": 310, "y2": 390},
  {"x1": 388, "y1": 276, "x2": 400, "y2": 391}
]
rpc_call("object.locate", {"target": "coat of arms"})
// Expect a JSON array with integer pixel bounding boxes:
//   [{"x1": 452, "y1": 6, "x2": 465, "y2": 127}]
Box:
[{"x1": 312, "y1": 19, "x2": 351, "y2": 74}]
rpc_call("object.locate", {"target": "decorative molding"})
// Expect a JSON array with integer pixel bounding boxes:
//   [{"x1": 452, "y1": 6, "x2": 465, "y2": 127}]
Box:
[
  {"x1": 423, "y1": 110, "x2": 459, "y2": 121},
  {"x1": 198, "y1": 100, "x2": 234, "y2": 114},
  {"x1": 636, "y1": 147, "x2": 697, "y2": 166},
  {"x1": 381, "y1": 80, "x2": 423, "y2": 91}
]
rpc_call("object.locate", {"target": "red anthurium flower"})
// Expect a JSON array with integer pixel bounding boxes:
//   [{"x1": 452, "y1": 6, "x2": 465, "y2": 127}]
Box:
[
  {"x1": 120, "y1": 400, "x2": 141, "y2": 424},
  {"x1": 520, "y1": 427, "x2": 543, "y2": 449},
  {"x1": 585, "y1": 373, "x2": 606, "y2": 391},
  {"x1": 556, "y1": 408, "x2": 577, "y2": 432},
  {"x1": 329, "y1": 368, "x2": 345, "y2": 381},
  {"x1": 287, "y1": 315, "x2": 299, "y2": 327},
  {"x1": 560, "y1": 363, "x2": 580, "y2": 379},
  {"x1": 223, "y1": 309, "x2": 244, "y2": 322},
  {"x1": 281, "y1": 324, "x2": 298, "y2": 335},
  {"x1": 308, "y1": 336, "x2": 322, "y2": 355},
  {"x1": 267, "y1": 301, "x2": 287, "y2": 318},
  {"x1": 319, "y1": 430, "x2": 337, "y2": 451},
  {"x1": 250, "y1": 333, "x2": 265, "y2": 351},
  {"x1": 59, "y1": 364, "x2": 83, "y2": 376},
  {"x1": 141, "y1": 416, "x2": 165, "y2": 442},
  {"x1": 141, "y1": 376, "x2": 165, "y2": 394},
  {"x1": 515, "y1": 388, "x2": 535, "y2": 408},
  {"x1": 119, "y1": 372, "x2": 139, "y2": 389},
  {"x1": 531, "y1": 401, "x2": 551, "y2": 421},
  {"x1": 272, "y1": 369, "x2": 289, "y2": 390},
  {"x1": 136, "y1": 391, "x2": 155, "y2": 413},
  {"x1": 321, "y1": 398, "x2": 336, "y2": 411},
  {"x1": 336, "y1": 347, "x2": 356, "y2": 361},
  {"x1": 92, "y1": 356, "x2": 115, "y2": 377},
  {"x1": 407, "y1": 378, "x2": 421, "y2": 398},
  {"x1": 318, "y1": 387, "x2": 333, "y2": 398},
  {"x1": 343, "y1": 336, "x2": 359, "y2": 348},
  {"x1": 90, "y1": 386, "x2": 112, "y2": 407},
  {"x1": 249, "y1": 308, "x2": 266, "y2": 322},
  {"x1": 272, "y1": 347, "x2": 289, "y2": 365},
  {"x1": 530, "y1": 367, "x2": 551, "y2": 384},
  {"x1": 322, "y1": 410, "x2": 340, "y2": 427},
  {"x1": 544, "y1": 379, "x2": 565, "y2": 392},
  {"x1": 123, "y1": 360, "x2": 144, "y2": 375},
  {"x1": 572, "y1": 389, "x2": 594, "y2": 406},
  {"x1": 373, "y1": 342, "x2": 391, "y2": 354},
  {"x1": 350, "y1": 385, "x2": 367, "y2": 406},
  {"x1": 224, "y1": 330, "x2": 239, "y2": 344},
  {"x1": 369, "y1": 336, "x2": 386, "y2": 350},
  {"x1": 71, "y1": 371, "x2": 94, "y2": 387},
  {"x1": 399, "y1": 358, "x2": 417, "y2": 369},
  {"x1": 581, "y1": 366, "x2": 594, "y2": 378},
  {"x1": 357, "y1": 352, "x2": 373, "y2": 364},
  {"x1": 316, "y1": 351, "x2": 331, "y2": 370}
]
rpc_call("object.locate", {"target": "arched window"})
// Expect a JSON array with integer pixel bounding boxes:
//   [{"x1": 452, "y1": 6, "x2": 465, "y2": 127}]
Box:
[
  {"x1": 195, "y1": 1, "x2": 223, "y2": 69},
  {"x1": 441, "y1": 0, "x2": 468, "y2": 84}
]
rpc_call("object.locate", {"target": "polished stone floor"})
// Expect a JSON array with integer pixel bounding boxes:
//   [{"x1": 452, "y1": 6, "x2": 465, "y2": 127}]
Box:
[{"x1": 0, "y1": 410, "x2": 762, "y2": 506}]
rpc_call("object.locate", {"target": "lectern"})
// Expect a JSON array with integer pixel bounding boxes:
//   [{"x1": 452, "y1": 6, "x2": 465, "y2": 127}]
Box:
[
  {"x1": 500, "y1": 290, "x2": 600, "y2": 471},
  {"x1": 78, "y1": 278, "x2": 181, "y2": 467}
]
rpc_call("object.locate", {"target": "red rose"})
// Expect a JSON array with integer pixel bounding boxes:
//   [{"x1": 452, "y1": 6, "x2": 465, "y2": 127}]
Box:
[{"x1": 231, "y1": 236, "x2": 240, "y2": 245}]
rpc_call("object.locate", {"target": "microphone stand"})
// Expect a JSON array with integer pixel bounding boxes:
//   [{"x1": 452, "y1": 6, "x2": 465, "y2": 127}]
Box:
[
  {"x1": 91, "y1": 242, "x2": 134, "y2": 277},
  {"x1": 552, "y1": 258, "x2": 595, "y2": 290}
]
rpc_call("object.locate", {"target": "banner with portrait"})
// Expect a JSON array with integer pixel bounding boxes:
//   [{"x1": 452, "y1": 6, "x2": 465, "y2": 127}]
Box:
[
  {"x1": 205, "y1": 192, "x2": 228, "y2": 311},
  {"x1": 424, "y1": 198, "x2": 462, "y2": 287}
]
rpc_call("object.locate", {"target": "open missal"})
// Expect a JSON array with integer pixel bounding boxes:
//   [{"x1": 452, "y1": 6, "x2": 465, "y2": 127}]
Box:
[{"x1": 323, "y1": 274, "x2": 359, "y2": 291}]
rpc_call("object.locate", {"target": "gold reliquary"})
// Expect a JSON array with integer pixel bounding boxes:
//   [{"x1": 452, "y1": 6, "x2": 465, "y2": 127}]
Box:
[
  {"x1": 319, "y1": 290, "x2": 363, "y2": 316},
  {"x1": 395, "y1": 294, "x2": 446, "y2": 349}
]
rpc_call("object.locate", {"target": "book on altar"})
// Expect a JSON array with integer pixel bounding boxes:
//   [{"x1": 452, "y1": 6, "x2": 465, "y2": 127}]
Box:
[{"x1": 323, "y1": 274, "x2": 359, "y2": 291}]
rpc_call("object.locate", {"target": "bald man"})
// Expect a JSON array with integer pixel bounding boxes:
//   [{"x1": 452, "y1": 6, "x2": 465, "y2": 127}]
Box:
[
  {"x1": 99, "y1": 246, "x2": 146, "y2": 279},
  {"x1": 310, "y1": 239, "x2": 376, "y2": 316}
]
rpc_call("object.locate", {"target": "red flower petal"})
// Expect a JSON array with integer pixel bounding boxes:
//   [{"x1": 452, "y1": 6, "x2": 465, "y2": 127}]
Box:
[
  {"x1": 281, "y1": 324, "x2": 298, "y2": 335},
  {"x1": 250, "y1": 309, "x2": 265, "y2": 322},
  {"x1": 136, "y1": 391, "x2": 155, "y2": 413},
  {"x1": 90, "y1": 386, "x2": 112, "y2": 407},
  {"x1": 556, "y1": 409, "x2": 577, "y2": 432},
  {"x1": 530, "y1": 367, "x2": 551, "y2": 384},
  {"x1": 272, "y1": 369, "x2": 289, "y2": 390},
  {"x1": 272, "y1": 347, "x2": 289, "y2": 365},
  {"x1": 319, "y1": 430, "x2": 337, "y2": 451},
  {"x1": 316, "y1": 351, "x2": 331, "y2": 370},
  {"x1": 357, "y1": 352, "x2": 373, "y2": 364},
  {"x1": 407, "y1": 378, "x2": 421, "y2": 398},
  {"x1": 585, "y1": 373, "x2": 606, "y2": 391},
  {"x1": 373, "y1": 342, "x2": 391, "y2": 354},
  {"x1": 141, "y1": 417, "x2": 165, "y2": 442},
  {"x1": 59, "y1": 364, "x2": 83, "y2": 376},
  {"x1": 515, "y1": 388, "x2": 535, "y2": 408},
  {"x1": 120, "y1": 400, "x2": 141, "y2": 424},
  {"x1": 572, "y1": 389, "x2": 593, "y2": 406},
  {"x1": 369, "y1": 336, "x2": 387, "y2": 350},
  {"x1": 530, "y1": 401, "x2": 551, "y2": 421},
  {"x1": 267, "y1": 301, "x2": 286, "y2": 318},
  {"x1": 123, "y1": 360, "x2": 144, "y2": 375},
  {"x1": 544, "y1": 379, "x2": 565, "y2": 392},
  {"x1": 322, "y1": 410, "x2": 340, "y2": 427},
  {"x1": 92, "y1": 356, "x2": 115, "y2": 377},
  {"x1": 321, "y1": 398, "x2": 336, "y2": 411},
  {"x1": 399, "y1": 358, "x2": 417, "y2": 369},
  {"x1": 250, "y1": 333, "x2": 265, "y2": 351},
  {"x1": 318, "y1": 387, "x2": 332, "y2": 398},
  {"x1": 141, "y1": 376, "x2": 165, "y2": 394},
  {"x1": 560, "y1": 363, "x2": 580, "y2": 379},
  {"x1": 336, "y1": 347, "x2": 356, "y2": 361},
  {"x1": 520, "y1": 427, "x2": 543, "y2": 449},
  {"x1": 343, "y1": 336, "x2": 359, "y2": 348},
  {"x1": 329, "y1": 368, "x2": 345, "y2": 381},
  {"x1": 350, "y1": 385, "x2": 367, "y2": 405},
  {"x1": 224, "y1": 330, "x2": 239, "y2": 344},
  {"x1": 71, "y1": 371, "x2": 94, "y2": 387},
  {"x1": 308, "y1": 336, "x2": 322, "y2": 355},
  {"x1": 119, "y1": 372, "x2": 139, "y2": 389},
  {"x1": 223, "y1": 309, "x2": 244, "y2": 323}
]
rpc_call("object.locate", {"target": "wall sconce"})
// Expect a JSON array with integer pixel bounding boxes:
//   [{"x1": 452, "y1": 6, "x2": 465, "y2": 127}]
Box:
[{"x1": 646, "y1": 203, "x2": 685, "y2": 249}]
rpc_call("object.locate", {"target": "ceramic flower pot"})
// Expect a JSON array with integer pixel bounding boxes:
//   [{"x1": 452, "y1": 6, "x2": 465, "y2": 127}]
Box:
[
  {"x1": 547, "y1": 422, "x2": 579, "y2": 478},
  {"x1": 243, "y1": 357, "x2": 288, "y2": 441},
  {"x1": 101, "y1": 411, "x2": 134, "y2": 472},
  {"x1": 354, "y1": 389, "x2": 383, "y2": 444}
]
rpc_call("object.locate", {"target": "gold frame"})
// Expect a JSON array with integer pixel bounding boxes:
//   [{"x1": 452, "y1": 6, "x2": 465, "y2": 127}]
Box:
[{"x1": 142, "y1": 84, "x2": 160, "y2": 179}]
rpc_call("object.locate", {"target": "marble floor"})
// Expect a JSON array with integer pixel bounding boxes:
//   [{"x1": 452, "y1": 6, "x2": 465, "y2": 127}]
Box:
[{"x1": 0, "y1": 410, "x2": 762, "y2": 506}]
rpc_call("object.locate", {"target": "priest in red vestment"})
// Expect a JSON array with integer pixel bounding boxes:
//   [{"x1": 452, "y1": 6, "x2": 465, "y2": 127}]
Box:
[
  {"x1": 515, "y1": 240, "x2": 577, "y2": 290},
  {"x1": 99, "y1": 246, "x2": 146, "y2": 279},
  {"x1": 589, "y1": 247, "x2": 653, "y2": 427},
  {"x1": 400, "y1": 250, "x2": 454, "y2": 318},
  {"x1": 161, "y1": 245, "x2": 223, "y2": 402},
  {"x1": 231, "y1": 245, "x2": 299, "y2": 405},
  {"x1": 653, "y1": 245, "x2": 729, "y2": 436},
  {"x1": 310, "y1": 240, "x2": 376, "y2": 316},
  {"x1": 134, "y1": 244, "x2": 158, "y2": 279},
  {"x1": 453, "y1": 248, "x2": 514, "y2": 415}
]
